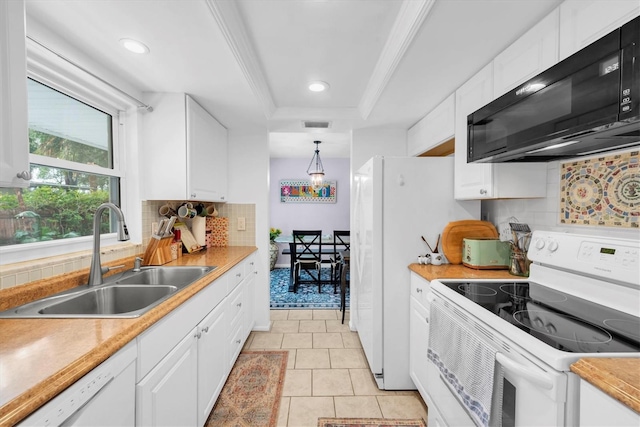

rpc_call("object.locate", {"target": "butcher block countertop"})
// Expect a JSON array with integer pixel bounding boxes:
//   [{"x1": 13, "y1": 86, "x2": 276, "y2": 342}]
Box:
[
  {"x1": 408, "y1": 263, "x2": 640, "y2": 415},
  {"x1": 0, "y1": 246, "x2": 256, "y2": 426}
]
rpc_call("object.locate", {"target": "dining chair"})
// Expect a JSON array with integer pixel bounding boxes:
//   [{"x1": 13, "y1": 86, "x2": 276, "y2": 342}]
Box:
[
  {"x1": 292, "y1": 230, "x2": 323, "y2": 293},
  {"x1": 330, "y1": 230, "x2": 350, "y2": 293}
]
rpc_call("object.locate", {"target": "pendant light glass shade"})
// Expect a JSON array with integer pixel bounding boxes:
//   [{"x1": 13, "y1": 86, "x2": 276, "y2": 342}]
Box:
[{"x1": 307, "y1": 140, "x2": 325, "y2": 191}]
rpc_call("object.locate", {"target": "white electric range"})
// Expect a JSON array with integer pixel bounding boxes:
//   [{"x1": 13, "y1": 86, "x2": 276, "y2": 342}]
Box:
[{"x1": 425, "y1": 230, "x2": 639, "y2": 427}]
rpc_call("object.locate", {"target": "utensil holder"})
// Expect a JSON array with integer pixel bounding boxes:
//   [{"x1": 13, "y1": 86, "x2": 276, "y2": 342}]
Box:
[{"x1": 509, "y1": 250, "x2": 531, "y2": 277}]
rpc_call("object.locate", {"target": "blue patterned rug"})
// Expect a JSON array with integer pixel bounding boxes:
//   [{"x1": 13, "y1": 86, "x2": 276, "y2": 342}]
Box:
[{"x1": 270, "y1": 267, "x2": 350, "y2": 309}]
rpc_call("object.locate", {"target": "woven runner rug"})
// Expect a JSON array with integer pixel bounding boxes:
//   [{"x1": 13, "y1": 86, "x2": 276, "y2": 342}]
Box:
[
  {"x1": 206, "y1": 350, "x2": 288, "y2": 427},
  {"x1": 318, "y1": 419, "x2": 427, "y2": 427}
]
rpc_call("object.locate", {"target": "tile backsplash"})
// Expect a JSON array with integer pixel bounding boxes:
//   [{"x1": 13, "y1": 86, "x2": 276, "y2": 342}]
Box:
[{"x1": 0, "y1": 201, "x2": 256, "y2": 290}]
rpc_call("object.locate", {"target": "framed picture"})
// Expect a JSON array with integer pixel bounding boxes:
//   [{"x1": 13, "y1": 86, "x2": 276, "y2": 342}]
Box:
[{"x1": 280, "y1": 179, "x2": 336, "y2": 203}]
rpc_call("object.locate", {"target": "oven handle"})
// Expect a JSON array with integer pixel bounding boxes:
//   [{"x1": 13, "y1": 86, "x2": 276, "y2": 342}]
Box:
[{"x1": 496, "y1": 352, "x2": 554, "y2": 390}]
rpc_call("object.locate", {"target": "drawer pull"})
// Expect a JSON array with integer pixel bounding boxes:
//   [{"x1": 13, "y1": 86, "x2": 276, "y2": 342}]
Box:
[
  {"x1": 416, "y1": 288, "x2": 422, "y2": 293},
  {"x1": 202, "y1": 326, "x2": 209, "y2": 333},
  {"x1": 237, "y1": 302, "x2": 242, "y2": 308},
  {"x1": 236, "y1": 339, "x2": 241, "y2": 344}
]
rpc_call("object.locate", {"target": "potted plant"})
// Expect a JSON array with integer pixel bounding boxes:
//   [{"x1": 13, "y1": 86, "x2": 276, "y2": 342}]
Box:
[{"x1": 269, "y1": 228, "x2": 282, "y2": 270}]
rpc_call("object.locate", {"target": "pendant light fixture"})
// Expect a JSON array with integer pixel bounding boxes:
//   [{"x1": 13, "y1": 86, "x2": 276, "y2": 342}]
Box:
[{"x1": 307, "y1": 140, "x2": 325, "y2": 191}]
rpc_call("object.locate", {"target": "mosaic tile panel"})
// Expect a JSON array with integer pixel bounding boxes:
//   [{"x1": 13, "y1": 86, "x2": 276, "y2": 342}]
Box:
[{"x1": 560, "y1": 151, "x2": 639, "y2": 228}]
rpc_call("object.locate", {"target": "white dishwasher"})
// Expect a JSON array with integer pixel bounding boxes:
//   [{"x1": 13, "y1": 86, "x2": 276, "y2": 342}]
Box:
[{"x1": 19, "y1": 341, "x2": 137, "y2": 427}]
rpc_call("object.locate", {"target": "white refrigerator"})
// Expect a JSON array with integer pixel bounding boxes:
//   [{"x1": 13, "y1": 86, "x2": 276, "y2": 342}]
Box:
[{"x1": 352, "y1": 156, "x2": 480, "y2": 389}]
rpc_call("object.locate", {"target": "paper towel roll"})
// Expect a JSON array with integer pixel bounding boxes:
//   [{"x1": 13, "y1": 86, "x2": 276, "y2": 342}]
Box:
[{"x1": 192, "y1": 216, "x2": 207, "y2": 247}]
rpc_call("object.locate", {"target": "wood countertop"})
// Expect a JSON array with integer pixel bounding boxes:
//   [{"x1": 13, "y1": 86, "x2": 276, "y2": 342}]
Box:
[
  {"x1": 0, "y1": 246, "x2": 257, "y2": 426},
  {"x1": 408, "y1": 262, "x2": 640, "y2": 415}
]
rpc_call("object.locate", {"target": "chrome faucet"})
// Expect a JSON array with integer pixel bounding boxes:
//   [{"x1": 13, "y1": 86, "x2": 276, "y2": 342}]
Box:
[{"x1": 88, "y1": 203, "x2": 130, "y2": 286}]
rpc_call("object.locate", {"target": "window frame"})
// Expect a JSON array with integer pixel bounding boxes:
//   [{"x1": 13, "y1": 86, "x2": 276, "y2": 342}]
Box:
[{"x1": 0, "y1": 41, "x2": 130, "y2": 265}]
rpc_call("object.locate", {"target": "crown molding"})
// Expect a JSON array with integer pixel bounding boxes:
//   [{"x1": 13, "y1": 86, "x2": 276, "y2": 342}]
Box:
[
  {"x1": 205, "y1": 0, "x2": 277, "y2": 119},
  {"x1": 358, "y1": 0, "x2": 436, "y2": 120}
]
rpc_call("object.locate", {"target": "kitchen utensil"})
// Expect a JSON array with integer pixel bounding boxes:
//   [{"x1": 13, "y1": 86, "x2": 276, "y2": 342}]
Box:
[
  {"x1": 442, "y1": 220, "x2": 499, "y2": 265},
  {"x1": 163, "y1": 216, "x2": 177, "y2": 237},
  {"x1": 421, "y1": 235, "x2": 435, "y2": 253}
]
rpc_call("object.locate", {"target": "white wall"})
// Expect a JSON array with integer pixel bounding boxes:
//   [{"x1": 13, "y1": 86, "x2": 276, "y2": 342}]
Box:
[
  {"x1": 227, "y1": 126, "x2": 271, "y2": 331},
  {"x1": 270, "y1": 157, "x2": 350, "y2": 267}
]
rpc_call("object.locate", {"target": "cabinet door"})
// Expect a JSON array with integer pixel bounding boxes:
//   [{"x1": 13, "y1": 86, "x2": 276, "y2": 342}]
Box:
[
  {"x1": 559, "y1": 0, "x2": 640, "y2": 60},
  {"x1": 409, "y1": 296, "x2": 430, "y2": 401},
  {"x1": 197, "y1": 303, "x2": 227, "y2": 427},
  {"x1": 137, "y1": 329, "x2": 198, "y2": 427},
  {"x1": 186, "y1": 95, "x2": 228, "y2": 202},
  {"x1": 0, "y1": 0, "x2": 30, "y2": 188},
  {"x1": 493, "y1": 9, "x2": 559, "y2": 97},
  {"x1": 579, "y1": 380, "x2": 640, "y2": 426},
  {"x1": 408, "y1": 94, "x2": 455, "y2": 157},
  {"x1": 454, "y1": 63, "x2": 494, "y2": 199}
]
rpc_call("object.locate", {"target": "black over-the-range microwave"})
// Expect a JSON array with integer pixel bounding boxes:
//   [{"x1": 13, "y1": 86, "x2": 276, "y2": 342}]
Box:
[{"x1": 468, "y1": 15, "x2": 639, "y2": 163}]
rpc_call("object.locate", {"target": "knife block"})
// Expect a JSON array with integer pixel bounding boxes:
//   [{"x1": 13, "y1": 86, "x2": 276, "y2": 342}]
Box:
[{"x1": 142, "y1": 235, "x2": 174, "y2": 266}]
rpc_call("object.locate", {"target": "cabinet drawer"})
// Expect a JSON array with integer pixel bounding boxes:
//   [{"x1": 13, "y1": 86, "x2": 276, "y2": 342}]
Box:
[
  {"x1": 244, "y1": 255, "x2": 256, "y2": 278},
  {"x1": 226, "y1": 283, "x2": 244, "y2": 336},
  {"x1": 410, "y1": 272, "x2": 431, "y2": 306},
  {"x1": 227, "y1": 263, "x2": 244, "y2": 293}
]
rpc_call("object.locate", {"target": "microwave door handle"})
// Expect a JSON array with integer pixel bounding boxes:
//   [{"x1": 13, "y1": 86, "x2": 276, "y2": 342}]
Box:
[{"x1": 496, "y1": 352, "x2": 554, "y2": 390}]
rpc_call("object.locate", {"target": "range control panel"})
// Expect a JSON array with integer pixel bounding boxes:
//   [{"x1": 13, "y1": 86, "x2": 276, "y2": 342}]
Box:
[{"x1": 528, "y1": 231, "x2": 639, "y2": 286}]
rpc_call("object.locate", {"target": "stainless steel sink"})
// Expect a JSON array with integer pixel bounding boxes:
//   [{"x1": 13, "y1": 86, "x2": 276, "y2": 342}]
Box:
[
  {"x1": 113, "y1": 266, "x2": 214, "y2": 286},
  {"x1": 39, "y1": 285, "x2": 178, "y2": 316},
  {"x1": 0, "y1": 265, "x2": 216, "y2": 318}
]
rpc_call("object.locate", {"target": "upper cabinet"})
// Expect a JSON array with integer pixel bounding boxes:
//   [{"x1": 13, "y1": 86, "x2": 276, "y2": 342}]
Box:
[
  {"x1": 559, "y1": 0, "x2": 640, "y2": 60},
  {"x1": 408, "y1": 94, "x2": 455, "y2": 157},
  {"x1": 493, "y1": 9, "x2": 559, "y2": 97},
  {"x1": 454, "y1": 64, "x2": 547, "y2": 200},
  {"x1": 141, "y1": 93, "x2": 228, "y2": 202},
  {"x1": 0, "y1": 0, "x2": 30, "y2": 188}
]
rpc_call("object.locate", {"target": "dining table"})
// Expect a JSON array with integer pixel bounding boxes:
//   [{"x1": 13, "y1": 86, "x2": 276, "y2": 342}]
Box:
[{"x1": 274, "y1": 234, "x2": 350, "y2": 291}]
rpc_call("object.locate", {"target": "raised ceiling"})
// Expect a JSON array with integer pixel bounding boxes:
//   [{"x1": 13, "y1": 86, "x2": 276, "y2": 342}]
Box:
[{"x1": 24, "y1": 0, "x2": 563, "y2": 158}]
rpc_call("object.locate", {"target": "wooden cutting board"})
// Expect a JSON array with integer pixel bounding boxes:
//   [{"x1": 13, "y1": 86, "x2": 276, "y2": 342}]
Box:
[{"x1": 442, "y1": 220, "x2": 499, "y2": 264}]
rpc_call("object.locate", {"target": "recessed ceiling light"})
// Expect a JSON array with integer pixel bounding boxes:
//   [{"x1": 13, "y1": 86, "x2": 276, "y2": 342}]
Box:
[
  {"x1": 308, "y1": 81, "x2": 329, "y2": 92},
  {"x1": 119, "y1": 38, "x2": 150, "y2": 54}
]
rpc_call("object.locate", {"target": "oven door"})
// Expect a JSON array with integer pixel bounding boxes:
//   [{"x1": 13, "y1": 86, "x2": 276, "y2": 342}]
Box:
[{"x1": 425, "y1": 294, "x2": 568, "y2": 427}]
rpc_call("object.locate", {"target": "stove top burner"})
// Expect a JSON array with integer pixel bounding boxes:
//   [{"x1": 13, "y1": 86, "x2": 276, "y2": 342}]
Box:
[{"x1": 440, "y1": 280, "x2": 640, "y2": 353}]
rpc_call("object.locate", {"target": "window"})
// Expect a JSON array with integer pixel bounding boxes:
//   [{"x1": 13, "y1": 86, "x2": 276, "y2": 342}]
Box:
[{"x1": 0, "y1": 78, "x2": 122, "y2": 249}]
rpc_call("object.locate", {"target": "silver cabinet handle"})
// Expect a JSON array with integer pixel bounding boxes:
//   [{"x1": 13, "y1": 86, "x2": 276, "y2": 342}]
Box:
[
  {"x1": 190, "y1": 193, "x2": 196, "y2": 198},
  {"x1": 236, "y1": 339, "x2": 241, "y2": 344},
  {"x1": 202, "y1": 326, "x2": 209, "y2": 333},
  {"x1": 479, "y1": 189, "x2": 487, "y2": 195},
  {"x1": 237, "y1": 302, "x2": 242, "y2": 307},
  {"x1": 17, "y1": 170, "x2": 31, "y2": 180},
  {"x1": 195, "y1": 331, "x2": 201, "y2": 339},
  {"x1": 416, "y1": 288, "x2": 422, "y2": 293}
]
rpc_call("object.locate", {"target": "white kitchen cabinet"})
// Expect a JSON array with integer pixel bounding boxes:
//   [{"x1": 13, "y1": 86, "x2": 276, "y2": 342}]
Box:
[
  {"x1": 244, "y1": 254, "x2": 256, "y2": 333},
  {"x1": 0, "y1": 0, "x2": 30, "y2": 188},
  {"x1": 197, "y1": 302, "x2": 227, "y2": 427},
  {"x1": 136, "y1": 329, "x2": 199, "y2": 427},
  {"x1": 136, "y1": 254, "x2": 256, "y2": 426},
  {"x1": 409, "y1": 272, "x2": 430, "y2": 401},
  {"x1": 493, "y1": 8, "x2": 559, "y2": 98},
  {"x1": 408, "y1": 94, "x2": 455, "y2": 157},
  {"x1": 559, "y1": 0, "x2": 640, "y2": 60},
  {"x1": 578, "y1": 380, "x2": 640, "y2": 426},
  {"x1": 454, "y1": 63, "x2": 547, "y2": 200},
  {"x1": 141, "y1": 92, "x2": 228, "y2": 202}
]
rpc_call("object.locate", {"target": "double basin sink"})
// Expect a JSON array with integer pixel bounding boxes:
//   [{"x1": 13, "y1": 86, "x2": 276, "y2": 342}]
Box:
[{"x1": 0, "y1": 266, "x2": 216, "y2": 318}]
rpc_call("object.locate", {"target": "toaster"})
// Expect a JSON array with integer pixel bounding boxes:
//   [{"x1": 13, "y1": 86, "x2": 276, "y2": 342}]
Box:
[{"x1": 462, "y1": 238, "x2": 511, "y2": 269}]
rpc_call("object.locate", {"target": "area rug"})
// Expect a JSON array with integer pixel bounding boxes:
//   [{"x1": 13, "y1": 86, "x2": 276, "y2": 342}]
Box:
[
  {"x1": 206, "y1": 351, "x2": 288, "y2": 427},
  {"x1": 318, "y1": 419, "x2": 426, "y2": 427},
  {"x1": 270, "y1": 267, "x2": 350, "y2": 309}
]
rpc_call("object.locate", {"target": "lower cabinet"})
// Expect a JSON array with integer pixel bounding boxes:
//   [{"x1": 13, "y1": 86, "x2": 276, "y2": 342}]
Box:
[
  {"x1": 578, "y1": 380, "x2": 640, "y2": 426},
  {"x1": 197, "y1": 303, "x2": 227, "y2": 426},
  {"x1": 136, "y1": 254, "x2": 256, "y2": 427},
  {"x1": 136, "y1": 330, "x2": 199, "y2": 427},
  {"x1": 409, "y1": 273, "x2": 431, "y2": 401}
]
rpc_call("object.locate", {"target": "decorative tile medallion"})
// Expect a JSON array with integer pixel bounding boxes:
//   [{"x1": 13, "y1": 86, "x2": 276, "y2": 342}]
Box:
[
  {"x1": 280, "y1": 179, "x2": 336, "y2": 203},
  {"x1": 560, "y1": 151, "x2": 639, "y2": 228}
]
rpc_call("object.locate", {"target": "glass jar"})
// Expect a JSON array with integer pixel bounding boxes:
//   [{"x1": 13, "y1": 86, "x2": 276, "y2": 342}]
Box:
[{"x1": 509, "y1": 251, "x2": 531, "y2": 277}]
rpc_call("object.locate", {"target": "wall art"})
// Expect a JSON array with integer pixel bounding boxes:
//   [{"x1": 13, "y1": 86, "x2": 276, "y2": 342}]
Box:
[
  {"x1": 280, "y1": 179, "x2": 336, "y2": 203},
  {"x1": 560, "y1": 150, "x2": 639, "y2": 228}
]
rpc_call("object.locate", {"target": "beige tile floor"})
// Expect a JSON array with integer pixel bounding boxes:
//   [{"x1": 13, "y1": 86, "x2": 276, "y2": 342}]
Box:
[{"x1": 244, "y1": 309, "x2": 428, "y2": 427}]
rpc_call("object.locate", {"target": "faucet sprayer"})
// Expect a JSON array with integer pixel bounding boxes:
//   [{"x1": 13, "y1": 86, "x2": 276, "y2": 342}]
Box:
[{"x1": 88, "y1": 203, "x2": 130, "y2": 286}]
